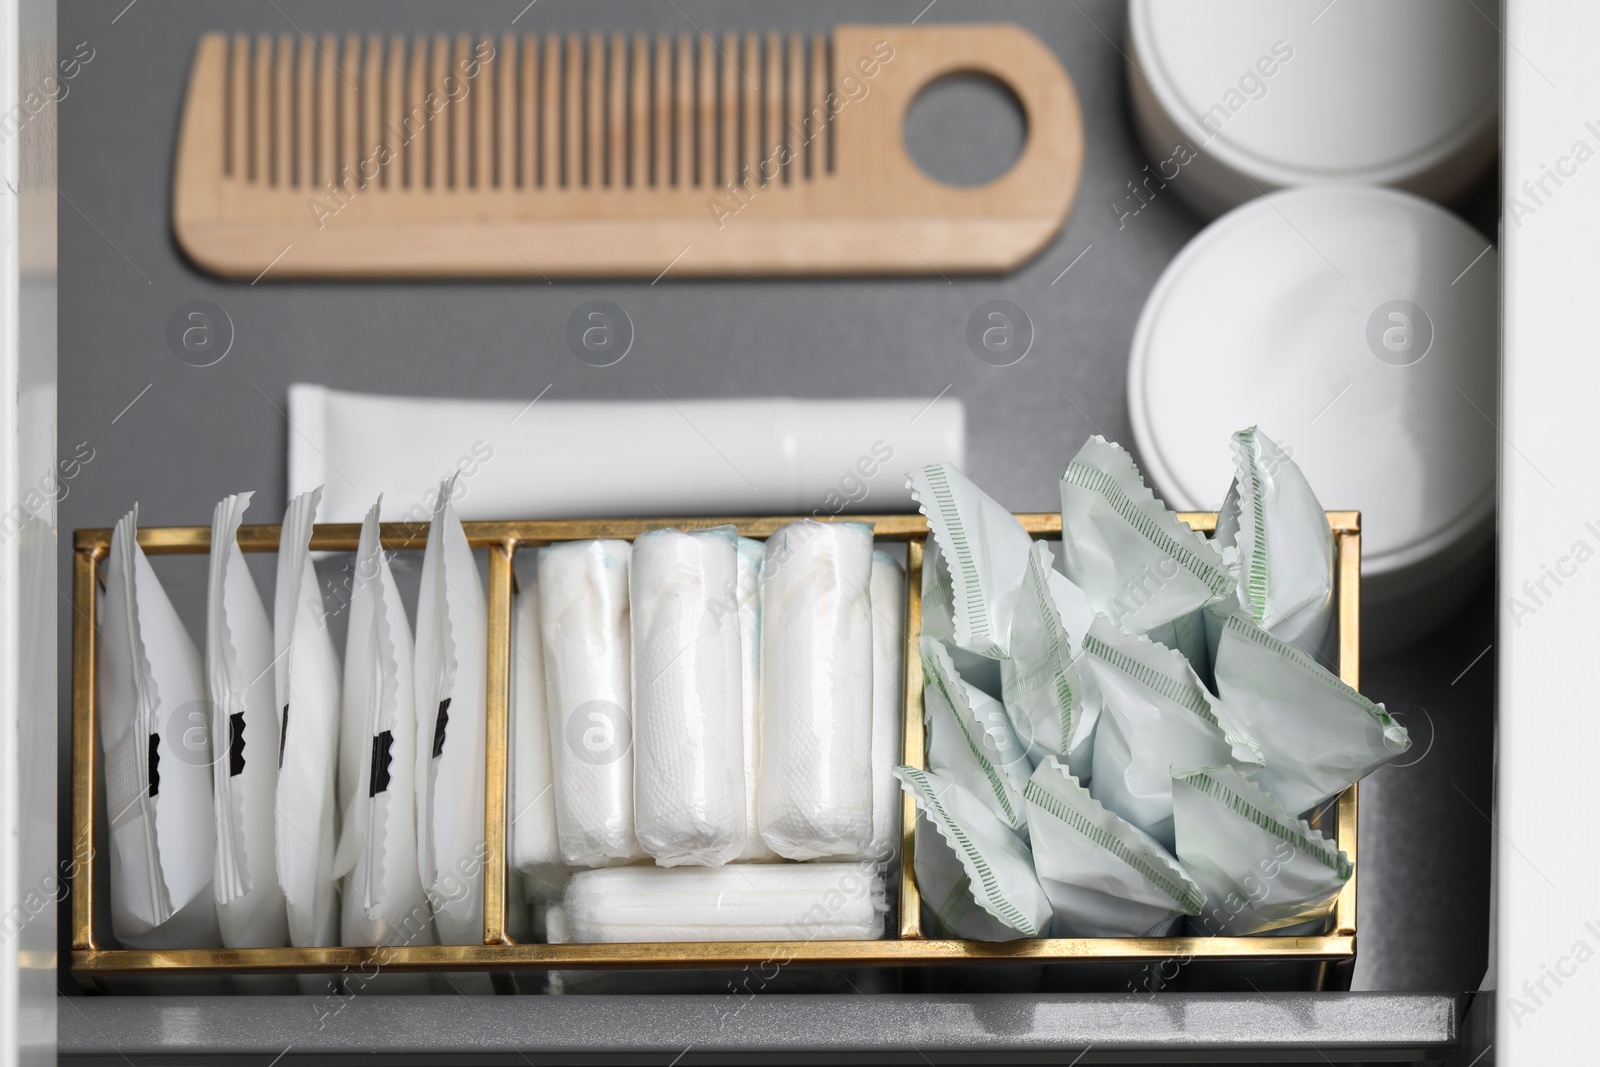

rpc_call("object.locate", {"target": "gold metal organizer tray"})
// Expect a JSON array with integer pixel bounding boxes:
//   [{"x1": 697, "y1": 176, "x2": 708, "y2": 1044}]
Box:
[{"x1": 69, "y1": 511, "x2": 1361, "y2": 982}]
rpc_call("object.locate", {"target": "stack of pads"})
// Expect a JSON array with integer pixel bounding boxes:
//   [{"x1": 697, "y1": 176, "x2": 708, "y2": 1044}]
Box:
[
  {"x1": 99, "y1": 477, "x2": 491, "y2": 949},
  {"x1": 900, "y1": 428, "x2": 1410, "y2": 940},
  {"x1": 511, "y1": 521, "x2": 905, "y2": 943}
]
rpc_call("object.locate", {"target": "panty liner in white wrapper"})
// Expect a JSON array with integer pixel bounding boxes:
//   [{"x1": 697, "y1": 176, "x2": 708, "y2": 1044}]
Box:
[
  {"x1": 1000, "y1": 541, "x2": 1102, "y2": 781},
  {"x1": 548, "y1": 863, "x2": 886, "y2": 942},
  {"x1": 413, "y1": 479, "x2": 488, "y2": 943},
  {"x1": 920, "y1": 637, "x2": 1028, "y2": 838},
  {"x1": 629, "y1": 526, "x2": 745, "y2": 867},
  {"x1": 1084, "y1": 616, "x2": 1262, "y2": 851},
  {"x1": 207, "y1": 492, "x2": 289, "y2": 948},
  {"x1": 757, "y1": 521, "x2": 875, "y2": 861},
  {"x1": 895, "y1": 766, "x2": 1050, "y2": 940},
  {"x1": 335, "y1": 501, "x2": 434, "y2": 947},
  {"x1": 273, "y1": 488, "x2": 341, "y2": 947},
  {"x1": 509, "y1": 582, "x2": 562, "y2": 891},
  {"x1": 1172, "y1": 766, "x2": 1351, "y2": 936},
  {"x1": 539, "y1": 539, "x2": 643, "y2": 867},
  {"x1": 1023, "y1": 757, "x2": 1203, "y2": 937},
  {"x1": 1213, "y1": 612, "x2": 1410, "y2": 815},
  {"x1": 1059, "y1": 437, "x2": 1234, "y2": 645},
  {"x1": 1214, "y1": 427, "x2": 1335, "y2": 660},
  {"x1": 98, "y1": 507, "x2": 221, "y2": 948},
  {"x1": 868, "y1": 551, "x2": 906, "y2": 863},
  {"x1": 733, "y1": 538, "x2": 776, "y2": 861},
  {"x1": 906, "y1": 463, "x2": 1034, "y2": 660}
]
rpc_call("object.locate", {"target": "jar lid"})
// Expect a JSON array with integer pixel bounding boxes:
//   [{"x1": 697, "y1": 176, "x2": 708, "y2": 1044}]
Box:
[
  {"x1": 1128, "y1": 0, "x2": 1497, "y2": 214},
  {"x1": 1127, "y1": 185, "x2": 1496, "y2": 584}
]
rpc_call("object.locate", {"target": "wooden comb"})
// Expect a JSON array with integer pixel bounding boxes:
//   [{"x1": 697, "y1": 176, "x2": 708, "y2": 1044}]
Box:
[{"x1": 173, "y1": 26, "x2": 1082, "y2": 279}]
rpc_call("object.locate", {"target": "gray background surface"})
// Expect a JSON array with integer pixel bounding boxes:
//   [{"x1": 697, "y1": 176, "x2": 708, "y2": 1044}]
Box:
[{"x1": 57, "y1": 0, "x2": 1496, "y2": 998}]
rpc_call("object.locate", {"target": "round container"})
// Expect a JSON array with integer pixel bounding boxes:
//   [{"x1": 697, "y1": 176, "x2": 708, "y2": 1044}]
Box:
[
  {"x1": 1127, "y1": 186, "x2": 1497, "y2": 655},
  {"x1": 1127, "y1": 0, "x2": 1498, "y2": 219}
]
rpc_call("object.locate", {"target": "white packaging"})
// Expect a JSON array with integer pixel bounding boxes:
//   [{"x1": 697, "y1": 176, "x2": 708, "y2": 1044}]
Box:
[
  {"x1": 509, "y1": 581, "x2": 562, "y2": 888},
  {"x1": 920, "y1": 637, "x2": 1029, "y2": 838},
  {"x1": 207, "y1": 492, "x2": 288, "y2": 948},
  {"x1": 273, "y1": 488, "x2": 341, "y2": 947},
  {"x1": 98, "y1": 506, "x2": 220, "y2": 948},
  {"x1": 1023, "y1": 757, "x2": 1203, "y2": 937},
  {"x1": 1172, "y1": 766, "x2": 1352, "y2": 936},
  {"x1": 1084, "y1": 616, "x2": 1261, "y2": 850},
  {"x1": 896, "y1": 766, "x2": 1050, "y2": 941},
  {"x1": 868, "y1": 551, "x2": 906, "y2": 864},
  {"x1": 906, "y1": 463, "x2": 1034, "y2": 659},
  {"x1": 1214, "y1": 427, "x2": 1334, "y2": 660},
  {"x1": 1212, "y1": 611, "x2": 1410, "y2": 814},
  {"x1": 1059, "y1": 436, "x2": 1234, "y2": 636},
  {"x1": 538, "y1": 539, "x2": 643, "y2": 867},
  {"x1": 757, "y1": 521, "x2": 875, "y2": 861},
  {"x1": 288, "y1": 384, "x2": 965, "y2": 523},
  {"x1": 733, "y1": 538, "x2": 776, "y2": 861},
  {"x1": 999, "y1": 541, "x2": 1102, "y2": 781},
  {"x1": 629, "y1": 526, "x2": 745, "y2": 867},
  {"x1": 413, "y1": 478, "x2": 488, "y2": 944},
  {"x1": 550, "y1": 863, "x2": 886, "y2": 943},
  {"x1": 334, "y1": 500, "x2": 434, "y2": 947}
]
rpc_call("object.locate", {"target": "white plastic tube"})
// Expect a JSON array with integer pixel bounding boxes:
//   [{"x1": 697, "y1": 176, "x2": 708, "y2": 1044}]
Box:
[
  {"x1": 539, "y1": 540, "x2": 643, "y2": 867},
  {"x1": 757, "y1": 521, "x2": 875, "y2": 861},
  {"x1": 288, "y1": 385, "x2": 964, "y2": 522},
  {"x1": 629, "y1": 526, "x2": 746, "y2": 867}
]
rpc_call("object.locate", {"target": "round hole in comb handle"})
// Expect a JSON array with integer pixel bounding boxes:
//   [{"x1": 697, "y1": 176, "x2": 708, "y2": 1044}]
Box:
[{"x1": 903, "y1": 72, "x2": 1028, "y2": 188}]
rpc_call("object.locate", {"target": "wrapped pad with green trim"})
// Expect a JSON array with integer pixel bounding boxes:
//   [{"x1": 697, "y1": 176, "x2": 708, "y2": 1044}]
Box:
[
  {"x1": 1172, "y1": 765, "x2": 1351, "y2": 937},
  {"x1": 1059, "y1": 436, "x2": 1234, "y2": 636},
  {"x1": 896, "y1": 766, "x2": 1051, "y2": 941},
  {"x1": 1083, "y1": 615, "x2": 1263, "y2": 851},
  {"x1": 921, "y1": 636, "x2": 1030, "y2": 839},
  {"x1": 907, "y1": 463, "x2": 1035, "y2": 660},
  {"x1": 1213, "y1": 611, "x2": 1410, "y2": 815},
  {"x1": 1213, "y1": 427, "x2": 1335, "y2": 661},
  {"x1": 1025, "y1": 757, "x2": 1204, "y2": 937},
  {"x1": 999, "y1": 541, "x2": 1102, "y2": 782}
]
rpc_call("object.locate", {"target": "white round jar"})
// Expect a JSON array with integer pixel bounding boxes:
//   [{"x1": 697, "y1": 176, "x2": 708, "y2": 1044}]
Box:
[
  {"x1": 1127, "y1": 185, "x2": 1497, "y2": 654},
  {"x1": 1127, "y1": 0, "x2": 1498, "y2": 219}
]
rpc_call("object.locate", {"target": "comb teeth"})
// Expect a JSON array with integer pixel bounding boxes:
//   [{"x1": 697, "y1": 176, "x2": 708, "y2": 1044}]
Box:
[{"x1": 220, "y1": 32, "x2": 839, "y2": 192}]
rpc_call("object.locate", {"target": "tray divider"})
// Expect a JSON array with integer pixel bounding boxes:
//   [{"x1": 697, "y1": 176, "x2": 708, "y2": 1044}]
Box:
[
  {"x1": 481, "y1": 537, "x2": 516, "y2": 946},
  {"x1": 897, "y1": 535, "x2": 926, "y2": 939}
]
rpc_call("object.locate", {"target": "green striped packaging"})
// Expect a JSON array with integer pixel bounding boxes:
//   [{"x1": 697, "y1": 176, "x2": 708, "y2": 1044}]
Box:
[
  {"x1": 1024, "y1": 756, "x2": 1204, "y2": 937},
  {"x1": 906, "y1": 463, "x2": 1035, "y2": 660},
  {"x1": 1172, "y1": 765, "x2": 1350, "y2": 937},
  {"x1": 1058, "y1": 435, "x2": 1233, "y2": 636},
  {"x1": 896, "y1": 765, "x2": 1051, "y2": 940}
]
